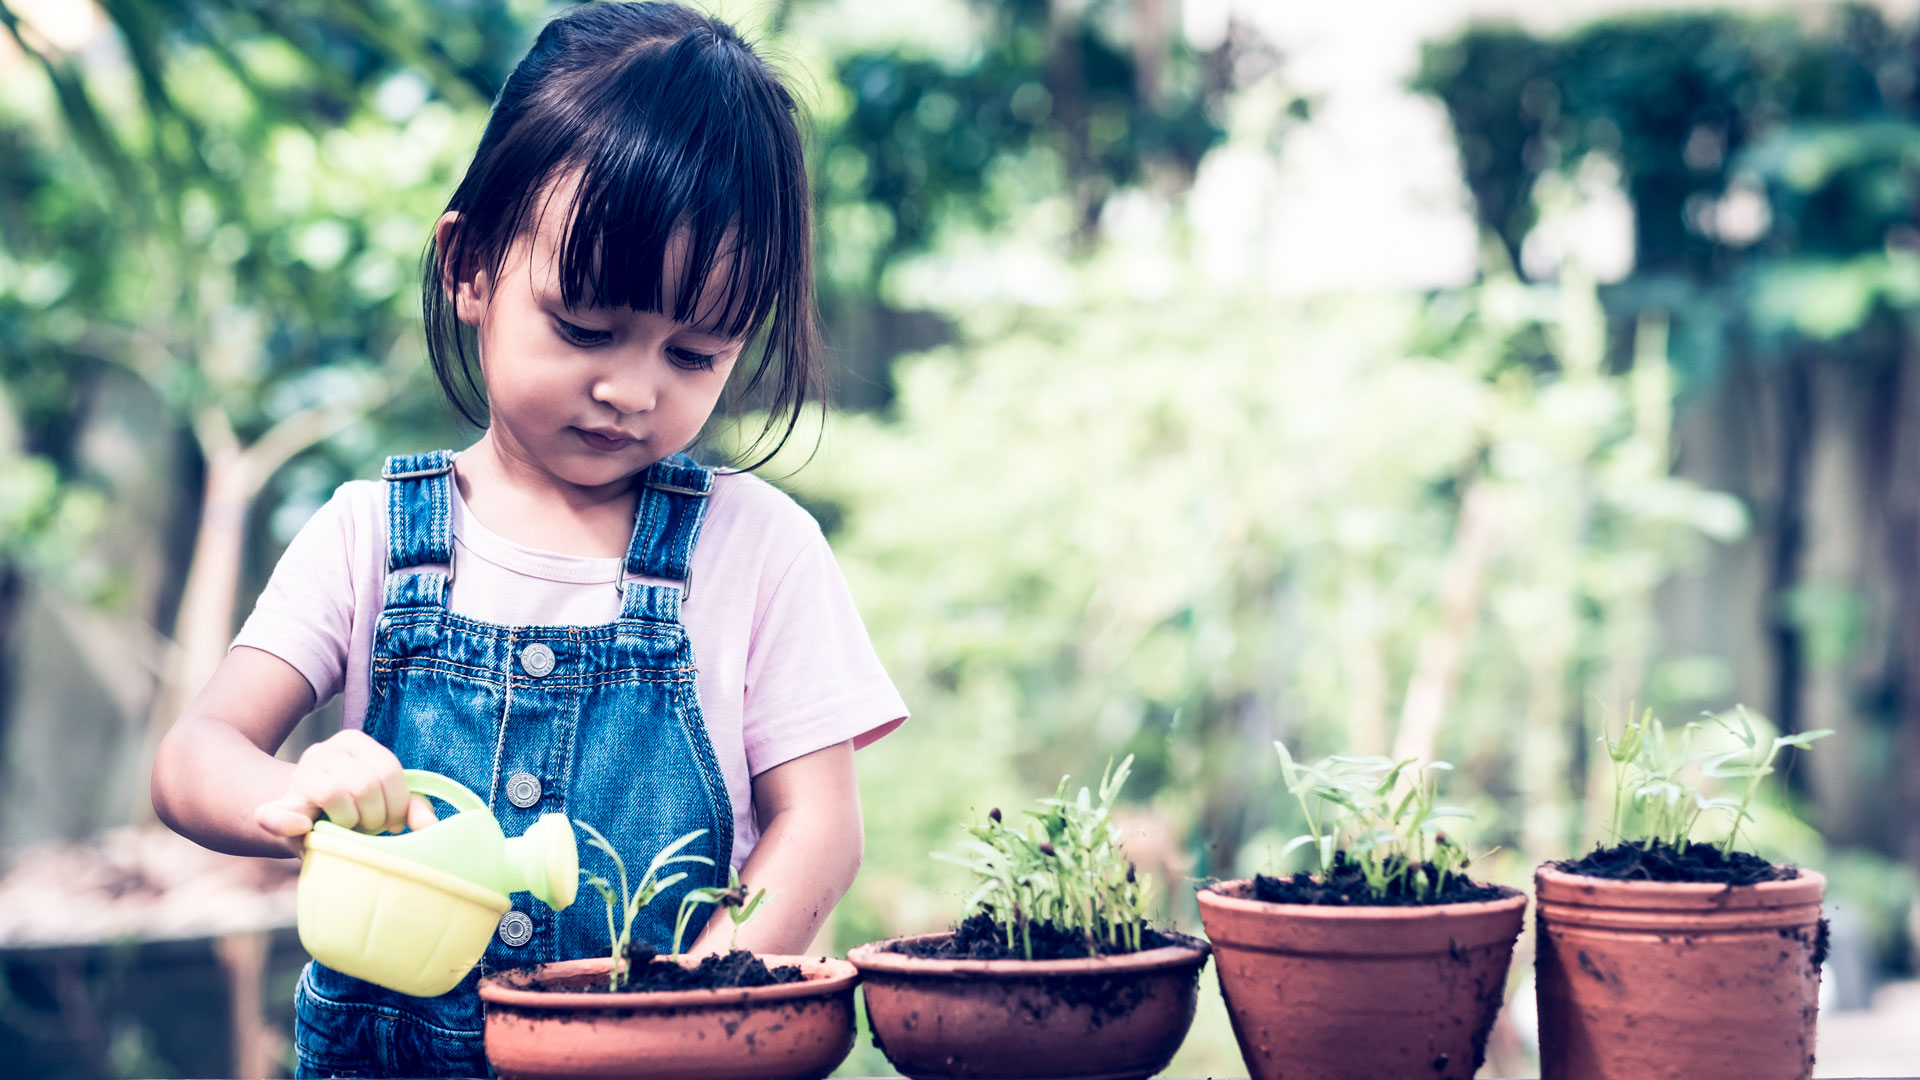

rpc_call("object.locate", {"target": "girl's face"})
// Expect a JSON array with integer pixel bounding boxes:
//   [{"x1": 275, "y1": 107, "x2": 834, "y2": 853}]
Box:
[{"x1": 440, "y1": 194, "x2": 745, "y2": 492}]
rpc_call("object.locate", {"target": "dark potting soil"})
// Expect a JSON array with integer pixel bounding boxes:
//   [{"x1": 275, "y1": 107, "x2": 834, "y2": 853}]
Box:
[
  {"x1": 878, "y1": 911, "x2": 1206, "y2": 1027},
  {"x1": 589, "y1": 944, "x2": 804, "y2": 992},
  {"x1": 886, "y1": 909, "x2": 1187, "y2": 960},
  {"x1": 1556, "y1": 839, "x2": 1798, "y2": 886},
  {"x1": 1250, "y1": 851, "x2": 1508, "y2": 906}
]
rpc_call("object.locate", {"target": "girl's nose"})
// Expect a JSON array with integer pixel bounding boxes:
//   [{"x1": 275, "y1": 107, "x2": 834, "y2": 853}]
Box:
[{"x1": 590, "y1": 363, "x2": 658, "y2": 415}]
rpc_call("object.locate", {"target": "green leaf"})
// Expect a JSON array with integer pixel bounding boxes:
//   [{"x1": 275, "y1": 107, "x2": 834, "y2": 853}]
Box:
[
  {"x1": 1776, "y1": 729, "x2": 1834, "y2": 749},
  {"x1": 642, "y1": 828, "x2": 711, "y2": 882},
  {"x1": 1273, "y1": 741, "x2": 1303, "y2": 789}
]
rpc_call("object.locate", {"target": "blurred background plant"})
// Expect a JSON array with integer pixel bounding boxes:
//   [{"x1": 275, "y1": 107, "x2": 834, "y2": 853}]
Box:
[{"x1": 2, "y1": 0, "x2": 1918, "y2": 1077}]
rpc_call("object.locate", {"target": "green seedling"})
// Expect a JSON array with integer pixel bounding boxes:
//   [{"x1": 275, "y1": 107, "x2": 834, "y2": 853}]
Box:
[
  {"x1": 673, "y1": 865, "x2": 769, "y2": 954},
  {"x1": 934, "y1": 755, "x2": 1150, "y2": 959},
  {"x1": 577, "y1": 823, "x2": 713, "y2": 991},
  {"x1": 1598, "y1": 703, "x2": 1831, "y2": 855},
  {"x1": 1704, "y1": 705, "x2": 1833, "y2": 856},
  {"x1": 1273, "y1": 740, "x2": 1477, "y2": 903},
  {"x1": 1601, "y1": 702, "x2": 1652, "y2": 843}
]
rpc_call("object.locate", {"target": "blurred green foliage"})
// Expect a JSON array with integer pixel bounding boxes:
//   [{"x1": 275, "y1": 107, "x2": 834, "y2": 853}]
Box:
[
  {"x1": 1417, "y1": 3, "x2": 1920, "y2": 375},
  {"x1": 2, "y1": 2, "x2": 1918, "y2": 1076},
  {"x1": 815, "y1": 0, "x2": 1224, "y2": 288},
  {"x1": 774, "y1": 252, "x2": 1743, "y2": 932},
  {"x1": 1418, "y1": 4, "x2": 1920, "y2": 893}
]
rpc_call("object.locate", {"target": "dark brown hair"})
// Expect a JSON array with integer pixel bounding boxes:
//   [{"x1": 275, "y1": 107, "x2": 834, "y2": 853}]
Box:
[{"x1": 422, "y1": 1, "x2": 819, "y2": 467}]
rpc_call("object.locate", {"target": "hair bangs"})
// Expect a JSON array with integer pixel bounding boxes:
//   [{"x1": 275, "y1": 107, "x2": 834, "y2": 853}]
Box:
[{"x1": 547, "y1": 32, "x2": 789, "y2": 347}]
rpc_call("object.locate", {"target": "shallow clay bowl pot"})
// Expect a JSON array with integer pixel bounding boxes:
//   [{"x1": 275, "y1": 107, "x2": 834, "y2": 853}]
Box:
[
  {"x1": 1533, "y1": 864, "x2": 1826, "y2": 1080},
  {"x1": 1197, "y1": 878, "x2": 1528, "y2": 1080},
  {"x1": 848, "y1": 932, "x2": 1211, "y2": 1080},
  {"x1": 478, "y1": 954, "x2": 858, "y2": 1080}
]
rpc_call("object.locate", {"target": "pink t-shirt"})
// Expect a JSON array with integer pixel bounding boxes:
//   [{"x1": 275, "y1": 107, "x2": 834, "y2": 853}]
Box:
[{"x1": 233, "y1": 466, "x2": 907, "y2": 867}]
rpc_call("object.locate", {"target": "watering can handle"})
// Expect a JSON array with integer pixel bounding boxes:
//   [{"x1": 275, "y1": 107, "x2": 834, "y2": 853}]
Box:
[{"x1": 402, "y1": 770, "x2": 488, "y2": 816}]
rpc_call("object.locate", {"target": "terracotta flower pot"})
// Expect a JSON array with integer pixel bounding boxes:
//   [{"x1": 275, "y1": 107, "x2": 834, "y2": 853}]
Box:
[
  {"x1": 1196, "y1": 879, "x2": 1527, "y2": 1080},
  {"x1": 1534, "y1": 864, "x2": 1826, "y2": 1080},
  {"x1": 847, "y1": 932, "x2": 1211, "y2": 1080},
  {"x1": 477, "y1": 954, "x2": 858, "y2": 1080}
]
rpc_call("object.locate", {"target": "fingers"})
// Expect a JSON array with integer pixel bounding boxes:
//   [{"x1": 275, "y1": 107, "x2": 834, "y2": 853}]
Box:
[
  {"x1": 407, "y1": 794, "x2": 440, "y2": 831},
  {"x1": 272, "y1": 730, "x2": 415, "y2": 835},
  {"x1": 256, "y1": 795, "x2": 318, "y2": 837},
  {"x1": 339, "y1": 734, "x2": 410, "y2": 833}
]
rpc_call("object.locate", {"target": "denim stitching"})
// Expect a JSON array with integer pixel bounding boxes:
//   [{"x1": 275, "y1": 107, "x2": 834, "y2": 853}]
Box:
[
  {"x1": 672, "y1": 657, "x2": 735, "y2": 873},
  {"x1": 367, "y1": 656, "x2": 696, "y2": 686},
  {"x1": 380, "y1": 608, "x2": 684, "y2": 643},
  {"x1": 489, "y1": 629, "x2": 513, "y2": 818}
]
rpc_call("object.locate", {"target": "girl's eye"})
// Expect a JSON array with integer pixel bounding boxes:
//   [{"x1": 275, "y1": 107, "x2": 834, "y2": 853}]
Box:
[
  {"x1": 554, "y1": 318, "x2": 611, "y2": 347},
  {"x1": 668, "y1": 347, "x2": 717, "y2": 371}
]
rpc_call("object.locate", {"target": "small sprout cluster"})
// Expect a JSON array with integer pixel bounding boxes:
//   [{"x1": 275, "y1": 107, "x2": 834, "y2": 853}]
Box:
[
  {"x1": 935, "y1": 755, "x2": 1150, "y2": 959},
  {"x1": 579, "y1": 824, "x2": 775, "y2": 991},
  {"x1": 1602, "y1": 703, "x2": 1831, "y2": 855},
  {"x1": 1273, "y1": 740, "x2": 1476, "y2": 902},
  {"x1": 577, "y1": 824, "x2": 713, "y2": 991},
  {"x1": 675, "y1": 865, "x2": 769, "y2": 955}
]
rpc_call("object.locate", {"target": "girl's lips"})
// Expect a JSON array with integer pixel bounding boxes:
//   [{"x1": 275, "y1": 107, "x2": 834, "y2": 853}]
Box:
[{"x1": 574, "y1": 427, "x2": 638, "y2": 452}]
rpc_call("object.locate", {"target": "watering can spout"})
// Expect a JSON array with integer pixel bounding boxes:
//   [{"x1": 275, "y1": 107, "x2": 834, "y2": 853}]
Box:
[{"x1": 508, "y1": 814, "x2": 580, "y2": 910}]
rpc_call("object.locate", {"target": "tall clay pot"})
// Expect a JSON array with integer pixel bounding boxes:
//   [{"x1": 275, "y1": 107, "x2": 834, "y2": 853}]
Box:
[
  {"x1": 478, "y1": 955, "x2": 859, "y2": 1080},
  {"x1": 1534, "y1": 864, "x2": 1826, "y2": 1080},
  {"x1": 848, "y1": 932, "x2": 1210, "y2": 1080},
  {"x1": 1196, "y1": 879, "x2": 1527, "y2": 1080}
]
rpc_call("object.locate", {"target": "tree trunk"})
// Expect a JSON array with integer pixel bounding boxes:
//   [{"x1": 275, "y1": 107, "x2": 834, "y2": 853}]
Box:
[
  {"x1": 1886, "y1": 330, "x2": 1920, "y2": 875},
  {"x1": 1768, "y1": 352, "x2": 1813, "y2": 741},
  {"x1": 132, "y1": 385, "x2": 383, "y2": 822},
  {"x1": 1392, "y1": 481, "x2": 1496, "y2": 764},
  {"x1": 1131, "y1": 0, "x2": 1165, "y2": 106},
  {"x1": 133, "y1": 441, "x2": 252, "y2": 822},
  {"x1": 1047, "y1": 0, "x2": 1101, "y2": 246},
  {"x1": 1796, "y1": 353, "x2": 1893, "y2": 846}
]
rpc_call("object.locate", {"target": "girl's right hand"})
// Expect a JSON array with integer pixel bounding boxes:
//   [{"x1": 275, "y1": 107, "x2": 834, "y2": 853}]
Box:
[{"x1": 253, "y1": 730, "x2": 439, "y2": 851}]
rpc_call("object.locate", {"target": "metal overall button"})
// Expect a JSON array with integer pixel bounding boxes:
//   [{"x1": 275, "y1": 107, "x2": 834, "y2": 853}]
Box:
[
  {"x1": 497, "y1": 910, "x2": 534, "y2": 947},
  {"x1": 506, "y1": 772, "x2": 542, "y2": 809},
  {"x1": 519, "y1": 642, "x2": 555, "y2": 678}
]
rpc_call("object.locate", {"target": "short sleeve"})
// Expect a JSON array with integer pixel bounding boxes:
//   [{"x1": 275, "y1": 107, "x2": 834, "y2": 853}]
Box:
[
  {"x1": 740, "y1": 532, "x2": 908, "y2": 776},
  {"x1": 230, "y1": 485, "x2": 363, "y2": 706}
]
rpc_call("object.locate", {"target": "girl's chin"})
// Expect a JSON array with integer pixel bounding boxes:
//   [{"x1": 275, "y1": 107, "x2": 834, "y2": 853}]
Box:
[{"x1": 550, "y1": 445, "x2": 665, "y2": 485}]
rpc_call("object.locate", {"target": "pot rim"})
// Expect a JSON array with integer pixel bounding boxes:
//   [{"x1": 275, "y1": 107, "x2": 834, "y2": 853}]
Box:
[
  {"x1": 477, "y1": 954, "x2": 857, "y2": 1011},
  {"x1": 1198, "y1": 877, "x2": 1527, "y2": 920},
  {"x1": 847, "y1": 930, "x2": 1210, "y2": 978},
  {"x1": 1535, "y1": 864, "x2": 1826, "y2": 908}
]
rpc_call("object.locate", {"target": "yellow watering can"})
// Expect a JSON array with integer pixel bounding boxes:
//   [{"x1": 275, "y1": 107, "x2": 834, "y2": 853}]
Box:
[{"x1": 296, "y1": 770, "x2": 578, "y2": 997}]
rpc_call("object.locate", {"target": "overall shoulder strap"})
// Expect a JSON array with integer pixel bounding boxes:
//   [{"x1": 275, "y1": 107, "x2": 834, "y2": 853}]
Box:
[
  {"x1": 620, "y1": 453, "x2": 714, "y2": 618},
  {"x1": 381, "y1": 450, "x2": 456, "y2": 610}
]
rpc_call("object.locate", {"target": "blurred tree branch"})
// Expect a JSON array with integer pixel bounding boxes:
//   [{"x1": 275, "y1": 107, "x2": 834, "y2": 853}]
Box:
[{"x1": 0, "y1": 0, "x2": 497, "y2": 836}]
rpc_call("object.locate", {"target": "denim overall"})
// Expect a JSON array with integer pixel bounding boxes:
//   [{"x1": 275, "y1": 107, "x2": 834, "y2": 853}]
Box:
[{"x1": 292, "y1": 450, "x2": 734, "y2": 1078}]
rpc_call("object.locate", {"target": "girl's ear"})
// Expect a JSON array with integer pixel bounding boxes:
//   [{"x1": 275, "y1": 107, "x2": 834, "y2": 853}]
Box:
[{"x1": 435, "y1": 211, "x2": 491, "y2": 327}]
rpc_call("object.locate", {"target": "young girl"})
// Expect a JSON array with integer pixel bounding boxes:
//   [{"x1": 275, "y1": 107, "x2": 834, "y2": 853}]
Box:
[{"x1": 149, "y1": 4, "x2": 906, "y2": 1076}]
